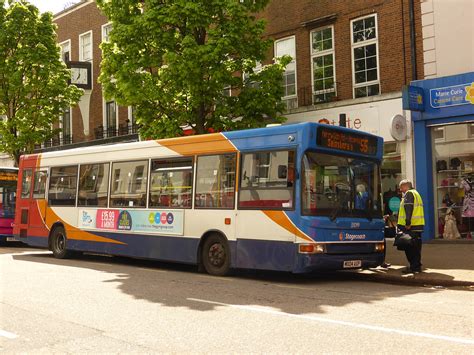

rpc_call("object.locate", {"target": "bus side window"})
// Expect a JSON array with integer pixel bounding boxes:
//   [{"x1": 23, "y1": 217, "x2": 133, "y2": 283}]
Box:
[
  {"x1": 149, "y1": 158, "x2": 193, "y2": 209},
  {"x1": 78, "y1": 163, "x2": 109, "y2": 207},
  {"x1": 195, "y1": 154, "x2": 236, "y2": 209},
  {"x1": 110, "y1": 160, "x2": 148, "y2": 208},
  {"x1": 33, "y1": 171, "x2": 48, "y2": 199},
  {"x1": 48, "y1": 166, "x2": 78, "y2": 206},
  {"x1": 21, "y1": 169, "x2": 33, "y2": 199},
  {"x1": 239, "y1": 150, "x2": 295, "y2": 209}
]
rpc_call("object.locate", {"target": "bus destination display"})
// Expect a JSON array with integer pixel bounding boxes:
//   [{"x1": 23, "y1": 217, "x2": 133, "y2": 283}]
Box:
[
  {"x1": 316, "y1": 127, "x2": 377, "y2": 156},
  {"x1": 0, "y1": 172, "x2": 17, "y2": 181}
]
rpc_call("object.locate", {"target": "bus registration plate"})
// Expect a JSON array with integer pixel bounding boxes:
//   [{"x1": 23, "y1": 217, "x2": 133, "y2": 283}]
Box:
[{"x1": 343, "y1": 260, "x2": 362, "y2": 268}]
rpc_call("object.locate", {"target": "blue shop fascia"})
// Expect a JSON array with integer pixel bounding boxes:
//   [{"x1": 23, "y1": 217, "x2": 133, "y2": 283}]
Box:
[{"x1": 403, "y1": 72, "x2": 474, "y2": 241}]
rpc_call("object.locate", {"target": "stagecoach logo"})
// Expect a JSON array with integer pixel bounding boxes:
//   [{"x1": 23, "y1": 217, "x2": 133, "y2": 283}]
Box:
[
  {"x1": 344, "y1": 233, "x2": 366, "y2": 241},
  {"x1": 118, "y1": 211, "x2": 132, "y2": 231}
]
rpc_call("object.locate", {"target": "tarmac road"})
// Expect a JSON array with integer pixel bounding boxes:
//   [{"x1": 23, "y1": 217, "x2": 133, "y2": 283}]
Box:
[{"x1": 1, "y1": 244, "x2": 473, "y2": 353}]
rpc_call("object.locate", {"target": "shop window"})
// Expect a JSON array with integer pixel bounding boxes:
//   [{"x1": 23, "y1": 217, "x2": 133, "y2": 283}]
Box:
[
  {"x1": 195, "y1": 154, "x2": 236, "y2": 209},
  {"x1": 78, "y1": 163, "x2": 110, "y2": 207},
  {"x1": 149, "y1": 158, "x2": 193, "y2": 208},
  {"x1": 239, "y1": 150, "x2": 295, "y2": 209},
  {"x1": 21, "y1": 169, "x2": 32, "y2": 199},
  {"x1": 48, "y1": 166, "x2": 78, "y2": 206},
  {"x1": 432, "y1": 123, "x2": 474, "y2": 239},
  {"x1": 110, "y1": 160, "x2": 148, "y2": 208},
  {"x1": 33, "y1": 171, "x2": 47, "y2": 199}
]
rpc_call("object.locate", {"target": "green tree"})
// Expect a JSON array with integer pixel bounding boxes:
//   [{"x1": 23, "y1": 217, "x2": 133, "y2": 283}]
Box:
[
  {"x1": 97, "y1": 0, "x2": 290, "y2": 138},
  {"x1": 0, "y1": 0, "x2": 82, "y2": 165}
]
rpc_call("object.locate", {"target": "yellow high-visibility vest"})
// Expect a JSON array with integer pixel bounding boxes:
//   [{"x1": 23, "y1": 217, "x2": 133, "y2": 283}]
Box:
[{"x1": 398, "y1": 189, "x2": 425, "y2": 226}]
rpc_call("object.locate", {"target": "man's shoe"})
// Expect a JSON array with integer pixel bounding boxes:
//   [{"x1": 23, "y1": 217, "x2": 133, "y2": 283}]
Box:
[
  {"x1": 401, "y1": 267, "x2": 413, "y2": 274},
  {"x1": 381, "y1": 262, "x2": 391, "y2": 268}
]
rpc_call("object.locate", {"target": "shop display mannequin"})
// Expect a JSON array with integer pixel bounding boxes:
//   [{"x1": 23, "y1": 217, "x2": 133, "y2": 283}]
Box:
[
  {"x1": 443, "y1": 208, "x2": 460, "y2": 239},
  {"x1": 460, "y1": 175, "x2": 474, "y2": 239}
]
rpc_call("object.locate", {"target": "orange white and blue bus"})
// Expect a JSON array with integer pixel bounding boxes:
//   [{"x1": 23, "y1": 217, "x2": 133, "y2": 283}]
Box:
[
  {"x1": 13, "y1": 123, "x2": 385, "y2": 275},
  {"x1": 0, "y1": 167, "x2": 18, "y2": 243}
]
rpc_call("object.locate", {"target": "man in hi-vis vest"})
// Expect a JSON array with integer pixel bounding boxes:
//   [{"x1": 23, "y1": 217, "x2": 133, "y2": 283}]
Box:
[{"x1": 397, "y1": 179, "x2": 424, "y2": 273}]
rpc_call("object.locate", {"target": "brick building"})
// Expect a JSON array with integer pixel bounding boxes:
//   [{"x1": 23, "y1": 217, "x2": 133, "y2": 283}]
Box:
[{"x1": 49, "y1": 0, "x2": 138, "y2": 150}]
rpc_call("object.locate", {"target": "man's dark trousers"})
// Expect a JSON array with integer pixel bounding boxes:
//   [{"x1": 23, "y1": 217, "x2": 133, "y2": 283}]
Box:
[{"x1": 405, "y1": 231, "x2": 422, "y2": 271}]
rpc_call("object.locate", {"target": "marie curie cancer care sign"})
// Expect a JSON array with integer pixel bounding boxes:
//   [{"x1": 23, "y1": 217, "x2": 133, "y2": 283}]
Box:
[
  {"x1": 78, "y1": 209, "x2": 184, "y2": 235},
  {"x1": 430, "y1": 82, "x2": 474, "y2": 108}
]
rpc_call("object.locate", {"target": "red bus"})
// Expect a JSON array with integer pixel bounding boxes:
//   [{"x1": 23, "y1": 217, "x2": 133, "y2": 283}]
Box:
[{"x1": 0, "y1": 167, "x2": 18, "y2": 243}]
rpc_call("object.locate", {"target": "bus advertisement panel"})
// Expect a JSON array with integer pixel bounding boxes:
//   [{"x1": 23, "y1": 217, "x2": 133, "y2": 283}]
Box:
[
  {"x1": 0, "y1": 167, "x2": 18, "y2": 242},
  {"x1": 13, "y1": 123, "x2": 385, "y2": 275}
]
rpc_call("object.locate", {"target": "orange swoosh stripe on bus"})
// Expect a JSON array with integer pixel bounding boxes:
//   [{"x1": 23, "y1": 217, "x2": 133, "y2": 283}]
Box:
[
  {"x1": 37, "y1": 200, "x2": 126, "y2": 245},
  {"x1": 158, "y1": 133, "x2": 237, "y2": 155},
  {"x1": 262, "y1": 210, "x2": 313, "y2": 242}
]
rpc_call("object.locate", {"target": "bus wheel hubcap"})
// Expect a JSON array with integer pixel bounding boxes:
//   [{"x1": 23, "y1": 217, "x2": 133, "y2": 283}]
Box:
[
  {"x1": 208, "y1": 243, "x2": 225, "y2": 267},
  {"x1": 56, "y1": 234, "x2": 65, "y2": 251}
]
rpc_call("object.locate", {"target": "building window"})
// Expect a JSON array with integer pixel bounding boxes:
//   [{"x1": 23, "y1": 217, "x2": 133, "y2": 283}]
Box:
[
  {"x1": 60, "y1": 107, "x2": 71, "y2": 145},
  {"x1": 79, "y1": 31, "x2": 92, "y2": 62},
  {"x1": 243, "y1": 62, "x2": 262, "y2": 88},
  {"x1": 275, "y1": 37, "x2": 297, "y2": 110},
  {"x1": 59, "y1": 40, "x2": 70, "y2": 62},
  {"x1": 102, "y1": 23, "x2": 112, "y2": 43},
  {"x1": 469, "y1": 124, "x2": 474, "y2": 138},
  {"x1": 105, "y1": 100, "x2": 117, "y2": 137},
  {"x1": 351, "y1": 15, "x2": 380, "y2": 98},
  {"x1": 311, "y1": 26, "x2": 336, "y2": 104}
]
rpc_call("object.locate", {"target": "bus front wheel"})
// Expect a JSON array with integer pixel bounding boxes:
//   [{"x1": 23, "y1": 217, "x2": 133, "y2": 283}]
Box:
[
  {"x1": 50, "y1": 226, "x2": 72, "y2": 259},
  {"x1": 201, "y1": 234, "x2": 231, "y2": 276}
]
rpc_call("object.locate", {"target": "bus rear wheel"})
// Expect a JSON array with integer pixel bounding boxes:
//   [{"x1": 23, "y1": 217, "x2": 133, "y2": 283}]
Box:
[
  {"x1": 50, "y1": 226, "x2": 72, "y2": 259},
  {"x1": 201, "y1": 234, "x2": 231, "y2": 276}
]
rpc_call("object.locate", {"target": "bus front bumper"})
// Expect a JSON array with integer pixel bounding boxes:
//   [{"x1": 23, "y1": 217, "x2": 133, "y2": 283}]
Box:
[{"x1": 294, "y1": 251, "x2": 384, "y2": 274}]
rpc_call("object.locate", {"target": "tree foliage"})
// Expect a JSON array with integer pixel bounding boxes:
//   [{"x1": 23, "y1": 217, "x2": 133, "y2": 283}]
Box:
[
  {"x1": 97, "y1": 0, "x2": 290, "y2": 138},
  {"x1": 0, "y1": 0, "x2": 82, "y2": 165}
]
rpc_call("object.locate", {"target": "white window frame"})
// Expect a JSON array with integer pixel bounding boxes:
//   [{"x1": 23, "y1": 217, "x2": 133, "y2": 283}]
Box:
[
  {"x1": 79, "y1": 30, "x2": 93, "y2": 62},
  {"x1": 275, "y1": 36, "x2": 298, "y2": 110},
  {"x1": 103, "y1": 98, "x2": 119, "y2": 134},
  {"x1": 59, "y1": 39, "x2": 71, "y2": 62},
  {"x1": 101, "y1": 22, "x2": 112, "y2": 43},
  {"x1": 350, "y1": 14, "x2": 380, "y2": 98},
  {"x1": 310, "y1": 25, "x2": 337, "y2": 104}
]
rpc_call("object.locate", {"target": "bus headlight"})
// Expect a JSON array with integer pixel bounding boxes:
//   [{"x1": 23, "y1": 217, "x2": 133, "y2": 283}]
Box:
[
  {"x1": 374, "y1": 242, "x2": 385, "y2": 253},
  {"x1": 298, "y1": 243, "x2": 325, "y2": 254}
]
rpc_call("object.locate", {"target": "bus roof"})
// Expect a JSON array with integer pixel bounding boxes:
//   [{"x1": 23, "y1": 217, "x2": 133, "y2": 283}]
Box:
[{"x1": 21, "y1": 122, "x2": 383, "y2": 164}]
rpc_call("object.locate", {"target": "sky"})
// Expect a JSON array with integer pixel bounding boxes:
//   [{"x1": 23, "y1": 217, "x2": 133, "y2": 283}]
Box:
[{"x1": 28, "y1": 0, "x2": 80, "y2": 14}]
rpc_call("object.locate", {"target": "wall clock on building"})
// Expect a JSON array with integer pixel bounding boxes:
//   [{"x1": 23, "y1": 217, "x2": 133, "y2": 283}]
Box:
[{"x1": 67, "y1": 61, "x2": 92, "y2": 90}]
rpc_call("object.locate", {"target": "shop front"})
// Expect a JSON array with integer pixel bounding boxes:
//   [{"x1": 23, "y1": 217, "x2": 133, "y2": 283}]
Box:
[{"x1": 408, "y1": 72, "x2": 474, "y2": 241}]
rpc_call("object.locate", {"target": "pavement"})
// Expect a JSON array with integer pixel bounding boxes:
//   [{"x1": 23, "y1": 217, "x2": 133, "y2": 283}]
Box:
[{"x1": 349, "y1": 239, "x2": 474, "y2": 287}]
